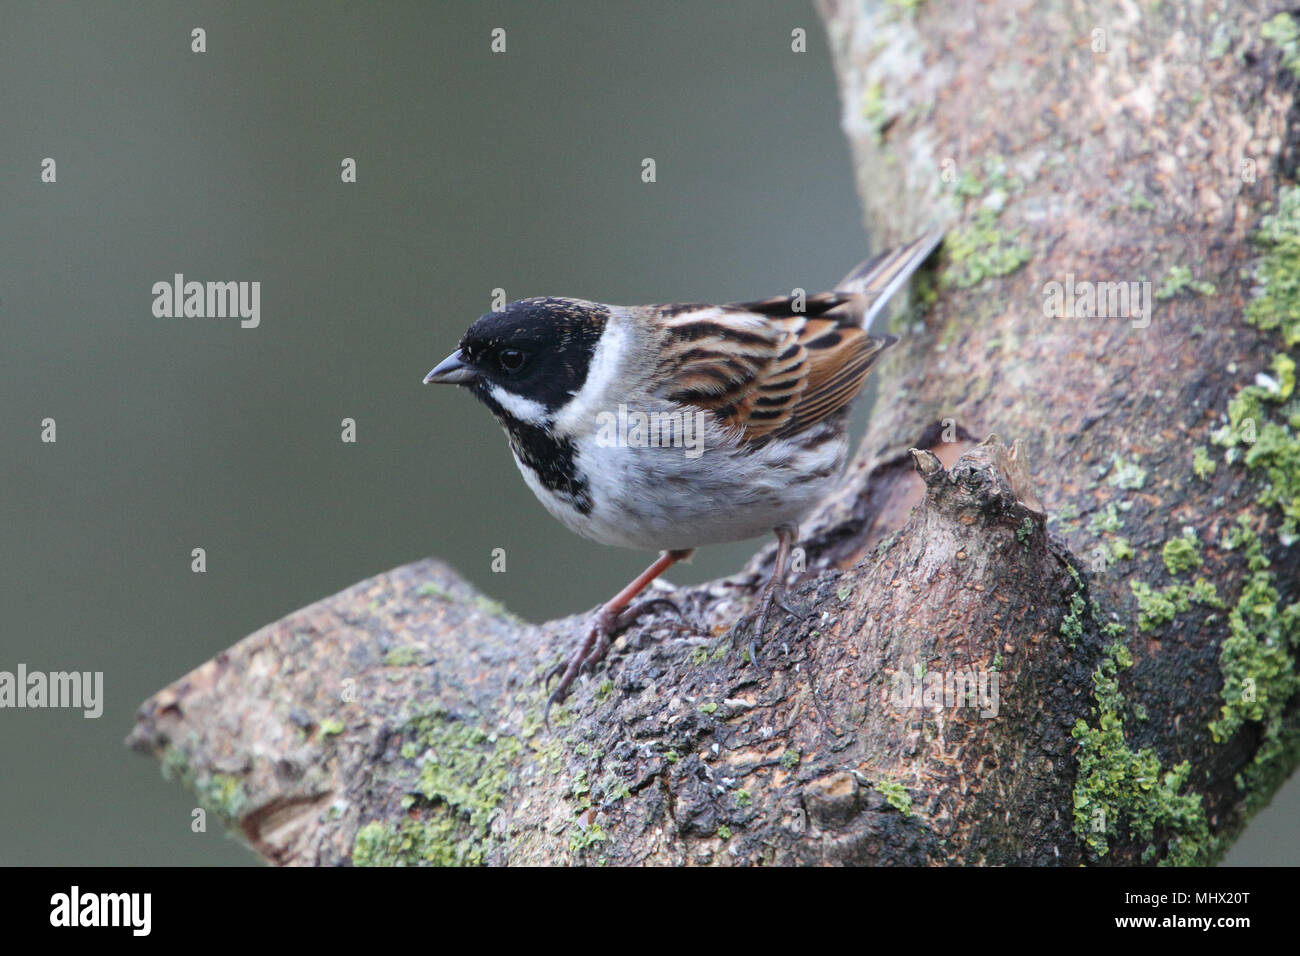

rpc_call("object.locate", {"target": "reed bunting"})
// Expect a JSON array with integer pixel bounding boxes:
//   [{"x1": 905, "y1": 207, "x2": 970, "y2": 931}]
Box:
[{"x1": 425, "y1": 230, "x2": 942, "y2": 712}]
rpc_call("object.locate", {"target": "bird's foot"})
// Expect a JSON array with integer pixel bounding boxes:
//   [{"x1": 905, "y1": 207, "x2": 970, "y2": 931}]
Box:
[
  {"x1": 727, "y1": 585, "x2": 806, "y2": 676},
  {"x1": 543, "y1": 596, "x2": 691, "y2": 725}
]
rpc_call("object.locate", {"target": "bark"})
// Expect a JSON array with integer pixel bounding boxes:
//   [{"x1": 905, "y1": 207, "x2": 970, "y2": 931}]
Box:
[{"x1": 129, "y1": 0, "x2": 1300, "y2": 866}]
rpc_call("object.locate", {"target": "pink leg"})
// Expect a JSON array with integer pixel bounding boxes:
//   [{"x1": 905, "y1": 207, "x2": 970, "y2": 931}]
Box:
[
  {"x1": 747, "y1": 524, "x2": 798, "y2": 672},
  {"x1": 546, "y1": 548, "x2": 694, "y2": 719}
]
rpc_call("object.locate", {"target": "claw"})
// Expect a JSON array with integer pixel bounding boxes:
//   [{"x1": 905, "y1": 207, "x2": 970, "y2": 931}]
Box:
[
  {"x1": 775, "y1": 596, "x2": 806, "y2": 620},
  {"x1": 613, "y1": 595, "x2": 683, "y2": 631},
  {"x1": 730, "y1": 587, "x2": 804, "y2": 676}
]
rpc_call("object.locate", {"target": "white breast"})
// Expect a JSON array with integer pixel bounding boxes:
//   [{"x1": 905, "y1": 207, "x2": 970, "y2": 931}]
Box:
[{"x1": 513, "y1": 412, "x2": 847, "y2": 552}]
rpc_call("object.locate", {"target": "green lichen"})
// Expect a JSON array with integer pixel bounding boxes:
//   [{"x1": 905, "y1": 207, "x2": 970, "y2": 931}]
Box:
[
  {"x1": 1155, "y1": 264, "x2": 1216, "y2": 300},
  {"x1": 416, "y1": 581, "x2": 454, "y2": 601},
  {"x1": 1016, "y1": 516, "x2": 1034, "y2": 544},
  {"x1": 1111, "y1": 537, "x2": 1135, "y2": 561},
  {"x1": 352, "y1": 708, "x2": 521, "y2": 866},
  {"x1": 567, "y1": 822, "x2": 607, "y2": 852},
  {"x1": 717, "y1": 825, "x2": 733, "y2": 840},
  {"x1": 600, "y1": 775, "x2": 632, "y2": 804},
  {"x1": 1071, "y1": 640, "x2": 1211, "y2": 864},
  {"x1": 1059, "y1": 576, "x2": 1087, "y2": 649},
  {"x1": 158, "y1": 745, "x2": 248, "y2": 825},
  {"x1": 319, "y1": 717, "x2": 345, "y2": 737},
  {"x1": 1089, "y1": 503, "x2": 1125, "y2": 535},
  {"x1": 352, "y1": 818, "x2": 466, "y2": 867},
  {"x1": 383, "y1": 645, "x2": 424, "y2": 667},
  {"x1": 571, "y1": 769, "x2": 590, "y2": 797},
  {"x1": 472, "y1": 594, "x2": 522, "y2": 623},
  {"x1": 780, "y1": 750, "x2": 801, "y2": 770},
  {"x1": 1206, "y1": 22, "x2": 1234, "y2": 61},
  {"x1": 1162, "y1": 534, "x2": 1202, "y2": 575},
  {"x1": 200, "y1": 773, "x2": 248, "y2": 823},
  {"x1": 1209, "y1": 517, "x2": 1300, "y2": 814},
  {"x1": 943, "y1": 207, "x2": 1032, "y2": 289},
  {"x1": 860, "y1": 81, "x2": 887, "y2": 144},
  {"x1": 949, "y1": 154, "x2": 1025, "y2": 199},
  {"x1": 697, "y1": 702, "x2": 718, "y2": 715},
  {"x1": 735, "y1": 788, "x2": 752, "y2": 807},
  {"x1": 1130, "y1": 578, "x2": 1221, "y2": 632},
  {"x1": 1130, "y1": 580, "x2": 1183, "y2": 631},
  {"x1": 1246, "y1": 183, "x2": 1300, "y2": 345},
  {"x1": 1187, "y1": 578, "x2": 1224, "y2": 609},
  {"x1": 1244, "y1": 426, "x2": 1300, "y2": 545},
  {"x1": 875, "y1": 780, "x2": 913, "y2": 817},
  {"x1": 940, "y1": 157, "x2": 1032, "y2": 289},
  {"x1": 1214, "y1": 186, "x2": 1300, "y2": 542},
  {"x1": 1192, "y1": 445, "x2": 1216, "y2": 479},
  {"x1": 1128, "y1": 187, "x2": 1155, "y2": 213},
  {"x1": 1261, "y1": 13, "x2": 1300, "y2": 83},
  {"x1": 1107, "y1": 454, "x2": 1148, "y2": 491}
]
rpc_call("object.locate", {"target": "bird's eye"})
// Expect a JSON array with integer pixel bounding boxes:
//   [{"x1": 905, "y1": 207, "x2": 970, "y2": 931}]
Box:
[{"x1": 498, "y1": 348, "x2": 527, "y2": 373}]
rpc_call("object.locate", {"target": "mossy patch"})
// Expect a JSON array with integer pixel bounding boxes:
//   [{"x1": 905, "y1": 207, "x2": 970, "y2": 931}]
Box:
[
  {"x1": 1161, "y1": 533, "x2": 1202, "y2": 575},
  {"x1": 1209, "y1": 517, "x2": 1300, "y2": 814},
  {"x1": 1059, "y1": 565, "x2": 1087, "y2": 649},
  {"x1": 1089, "y1": 502, "x2": 1127, "y2": 535},
  {"x1": 943, "y1": 156, "x2": 1031, "y2": 290},
  {"x1": 1071, "y1": 639, "x2": 1212, "y2": 864},
  {"x1": 353, "y1": 818, "x2": 467, "y2": 867},
  {"x1": 1015, "y1": 515, "x2": 1035, "y2": 545},
  {"x1": 1247, "y1": 185, "x2": 1300, "y2": 345},
  {"x1": 1261, "y1": 13, "x2": 1300, "y2": 83},
  {"x1": 860, "y1": 81, "x2": 888, "y2": 144},
  {"x1": 1155, "y1": 264, "x2": 1216, "y2": 300},
  {"x1": 1194, "y1": 185, "x2": 1300, "y2": 827},
  {"x1": 352, "y1": 708, "x2": 521, "y2": 866},
  {"x1": 1129, "y1": 578, "x2": 1222, "y2": 632},
  {"x1": 383, "y1": 645, "x2": 425, "y2": 667},
  {"x1": 943, "y1": 208, "x2": 1032, "y2": 289},
  {"x1": 159, "y1": 744, "x2": 248, "y2": 825},
  {"x1": 1192, "y1": 445, "x2": 1216, "y2": 479},
  {"x1": 875, "y1": 779, "x2": 913, "y2": 817},
  {"x1": 1106, "y1": 454, "x2": 1148, "y2": 491},
  {"x1": 1213, "y1": 350, "x2": 1299, "y2": 546},
  {"x1": 1211, "y1": 188, "x2": 1300, "y2": 542},
  {"x1": 416, "y1": 581, "x2": 455, "y2": 601}
]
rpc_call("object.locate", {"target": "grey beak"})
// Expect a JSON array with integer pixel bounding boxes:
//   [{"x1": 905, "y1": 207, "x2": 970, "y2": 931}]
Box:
[{"x1": 424, "y1": 349, "x2": 477, "y2": 385}]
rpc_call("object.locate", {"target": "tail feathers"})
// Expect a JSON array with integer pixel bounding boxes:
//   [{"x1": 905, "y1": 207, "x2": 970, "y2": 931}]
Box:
[{"x1": 837, "y1": 228, "x2": 944, "y2": 329}]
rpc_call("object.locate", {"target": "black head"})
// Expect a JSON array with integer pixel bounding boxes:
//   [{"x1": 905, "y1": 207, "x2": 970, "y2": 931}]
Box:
[{"x1": 424, "y1": 297, "x2": 608, "y2": 418}]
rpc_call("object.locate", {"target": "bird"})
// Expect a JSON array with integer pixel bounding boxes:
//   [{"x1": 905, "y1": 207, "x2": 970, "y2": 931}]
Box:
[{"x1": 425, "y1": 230, "x2": 943, "y2": 715}]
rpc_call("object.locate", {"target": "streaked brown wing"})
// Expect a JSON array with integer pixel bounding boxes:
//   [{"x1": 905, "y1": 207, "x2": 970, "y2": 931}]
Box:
[
  {"x1": 651, "y1": 230, "x2": 938, "y2": 443},
  {"x1": 654, "y1": 295, "x2": 893, "y2": 442}
]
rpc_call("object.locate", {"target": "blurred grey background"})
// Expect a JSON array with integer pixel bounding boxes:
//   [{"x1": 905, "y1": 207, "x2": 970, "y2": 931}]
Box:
[{"x1": 0, "y1": 1, "x2": 1293, "y2": 865}]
